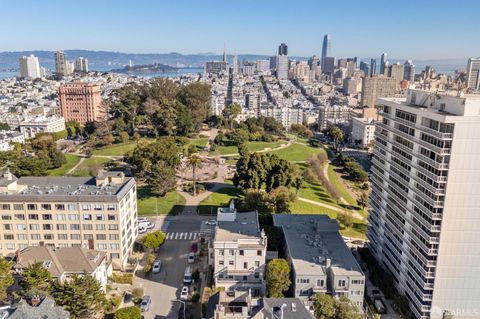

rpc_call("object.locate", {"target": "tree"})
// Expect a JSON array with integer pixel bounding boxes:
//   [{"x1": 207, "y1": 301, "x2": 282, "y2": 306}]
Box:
[
  {"x1": 268, "y1": 187, "x2": 296, "y2": 214},
  {"x1": 337, "y1": 211, "x2": 353, "y2": 229},
  {"x1": 242, "y1": 189, "x2": 272, "y2": 213},
  {"x1": 329, "y1": 126, "x2": 344, "y2": 150},
  {"x1": 335, "y1": 296, "x2": 362, "y2": 319},
  {"x1": 222, "y1": 103, "x2": 242, "y2": 128},
  {"x1": 313, "y1": 293, "x2": 336, "y2": 319},
  {"x1": 357, "y1": 192, "x2": 369, "y2": 209},
  {"x1": 142, "y1": 231, "x2": 166, "y2": 250},
  {"x1": 119, "y1": 131, "x2": 129, "y2": 143},
  {"x1": 0, "y1": 257, "x2": 13, "y2": 302},
  {"x1": 21, "y1": 261, "x2": 53, "y2": 293},
  {"x1": 53, "y1": 273, "x2": 106, "y2": 319},
  {"x1": 186, "y1": 154, "x2": 203, "y2": 196},
  {"x1": 266, "y1": 259, "x2": 291, "y2": 298},
  {"x1": 149, "y1": 162, "x2": 176, "y2": 196},
  {"x1": 114, "y1": 306, "x2": 141, "y2": 319}
]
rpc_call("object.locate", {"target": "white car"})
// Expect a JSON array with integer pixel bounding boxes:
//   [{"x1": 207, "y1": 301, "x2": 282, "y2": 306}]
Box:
[
  {"x1": 180, "y1": 286, "x2": 189, "y2": 301},
  {"x1": 152, "y1": 260, "x2": 162, "y2": 273},
  {"x1": 187, "y1": 252, "x2": 195, "y2": 264},
  {"x1": 138, "y1": 217, "x2": 148, "y2": 223},
  {"x1": 147, "y1": 222, "x2": 155, "y2": 229},
  {"x1": 138, "y1": 226, "x2": 147, "y2": 234},
  {"x1": 205, "y1": 219, "x2": 217, "y2": 226}
]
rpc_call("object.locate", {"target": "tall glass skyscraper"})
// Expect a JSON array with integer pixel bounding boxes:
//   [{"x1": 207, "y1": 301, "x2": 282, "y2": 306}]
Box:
[
  {"x1": 321, "y1": 34, "x2": 332, "y2": 69},
  {"x1": 278, "y1": 43, "x2": 288, "y2": 56}
]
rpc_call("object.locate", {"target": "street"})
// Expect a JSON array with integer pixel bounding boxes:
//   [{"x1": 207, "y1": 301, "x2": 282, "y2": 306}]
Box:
[{"x1": 136, "y1": 216, "x2": 213, "y2": 319}]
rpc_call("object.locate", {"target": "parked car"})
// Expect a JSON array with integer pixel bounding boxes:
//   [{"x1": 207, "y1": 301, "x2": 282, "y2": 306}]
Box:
[
  {"x1": 180, "y1": 286, "x2": 189, "y2": 301},
  {"x1": 187, "y1": 252, "x2": 195, "y2": 264},
  {"x1": 205, "y1": 219, "x2": 217, "y2": 226},
  {"x1": 152, "y1": 259, "x2": 162, "y2": 273},
  {"x1": 147, "y1": 222, "x2": 155, "y2": 229},
  {"x1": 191, "y1": 243, "x2": 198, "y2": 254},
  {"x1": 138, "y1": 226, "x2": 147, "y2": 234},
  {"x1": 140, "y1": 296, "x2": 151, "y2": 312},
  {"x1": 138, "y1": 217, "x2": 148, "y2": 223},
  {"x1": 123, "y1": 290, "x2": 132, "y2": 303},
  {"x1": 183, "y1": 266, "x2": 192, "y2": 285}
]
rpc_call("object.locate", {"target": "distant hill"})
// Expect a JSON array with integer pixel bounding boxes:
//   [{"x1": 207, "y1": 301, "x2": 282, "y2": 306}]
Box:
[{"x1": 111, "y1": 63, "x2": 178, "y2": 74}]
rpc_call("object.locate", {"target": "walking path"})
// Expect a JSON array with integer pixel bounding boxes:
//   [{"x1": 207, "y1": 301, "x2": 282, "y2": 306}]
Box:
[
  {"x1": 297, "y1": 197, "x2": 364, "y2": 220},
  {"x1": 66, "y1": 157, "x2": 85, "y2": 175},
  {"x1": 219, "y1": 137, "x2": 294, "y2": 157}
]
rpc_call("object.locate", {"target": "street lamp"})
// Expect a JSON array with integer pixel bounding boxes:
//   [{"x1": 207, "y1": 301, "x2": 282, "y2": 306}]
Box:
[{"x1": 176, "y1": 299, "x2": 186, "y2": 319}]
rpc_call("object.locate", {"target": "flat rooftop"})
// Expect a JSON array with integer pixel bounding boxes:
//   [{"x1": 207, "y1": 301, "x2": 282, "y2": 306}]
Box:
[
  {"x1": 0, "y1": 176, "x2": 135, "y2": 202},
  {"x1": 215, "y1": 211, "x2": 261, "y2": 242},
  {"x1": 273, "y1": 214, "x2": 363, "y2": 277}
]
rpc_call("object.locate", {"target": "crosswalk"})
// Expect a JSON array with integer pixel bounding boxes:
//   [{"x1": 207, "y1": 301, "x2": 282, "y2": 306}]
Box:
[{"x1": 165, "y1": 232, "x2": 199, "y2": 241}]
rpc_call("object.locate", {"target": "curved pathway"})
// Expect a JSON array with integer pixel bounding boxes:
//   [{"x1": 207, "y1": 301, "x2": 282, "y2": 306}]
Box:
[
  {"x1": 297, "y1": 197, "x2": 363, "y2": 220},
  {"x1": 219, "y1": 137, "x2": 295, "y2": 157}
]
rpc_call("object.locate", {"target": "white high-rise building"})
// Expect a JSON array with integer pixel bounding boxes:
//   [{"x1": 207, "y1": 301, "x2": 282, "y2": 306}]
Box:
[
  {"x1": 54, "y1": 51, "x2": 71, "y2": 76},
  {"x1": 18, "y1": 55, "x2": 41, "y2": 79},
  {"x1": 74, "y1": 57, "x2": 89, "y2": 73},
  {"x1": 276, "y1": 55, "x2": 288, "y2": 80},
  {"x1": 466, "y1": 58, "x2": 480, "y2": 90},
  {"x1": 369, "y1": 89, "x2": 480, "y2": 319}
]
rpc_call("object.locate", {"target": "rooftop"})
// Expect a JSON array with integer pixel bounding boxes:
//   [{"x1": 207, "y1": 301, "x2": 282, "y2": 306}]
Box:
[
  {"x1": 0, "y1": 174, "x2": 134, "y2": 202},
  {"x1": 8, "y1": 296, "x2": 70, "y2": 319},
  {"x1": 273, "y1": 214, "x2": 363, "y2": 277},
  {"x1": 215, "y1": 211, "x2": 262, "y2": 242},
  {"x1": 15, "y1": 246, "x2": 106, "y2": 278}
]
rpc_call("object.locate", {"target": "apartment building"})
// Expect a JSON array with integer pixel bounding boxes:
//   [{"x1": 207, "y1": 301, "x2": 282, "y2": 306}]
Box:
[
  {"x1": 58, "y1": 82, "x2": 104, "y2": 125},
  {"x1": 19, "y1": 54, "x2": 41, "y2": 79},
  {"x1": 263, "y1": 106, "x2": 303, "y2": 129},
  {"x1": 19, "y1": 116, "x2": 66, "y2": 139},
  {"x1": 368, "y1": 89, "x2": 480, "y2": 319},
  {"x1": 274, "y1": 214, "x2": 365, "y2": 308},
  {"x1": 0, "y1": 131, "x2": 25, "y2": 151},
  {"x1": 351, "y1": 117, "x2": 375, "y2": 148},
  {"x1": 0, "y1": 171, "x2": 137, "y2": 269},
  {"x1": 212, "y1": 201, "x2": 267, "y2": 296},
  {"x1": 317, "y1": 104, "x2": 351, "y2": 130},
  {"x1": 361, "y1": 75, "x2": 397, "y2": 108}
]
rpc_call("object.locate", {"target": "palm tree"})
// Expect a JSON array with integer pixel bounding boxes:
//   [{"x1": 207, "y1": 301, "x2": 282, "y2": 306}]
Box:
[
  {"x1": 329, "y1": 126, "x2": 344, "y2": 150},
  {"x1": 187, "y1": 154, "x2": 203, "y2": 196}
]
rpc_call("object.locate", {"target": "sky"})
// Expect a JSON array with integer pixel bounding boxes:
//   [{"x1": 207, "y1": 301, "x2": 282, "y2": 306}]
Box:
[{"x1": 1, "y1": 0, "x2": 479, "y2": 60}]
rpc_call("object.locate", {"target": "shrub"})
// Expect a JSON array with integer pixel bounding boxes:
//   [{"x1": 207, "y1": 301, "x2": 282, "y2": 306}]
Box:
[
  {"x1": 114, "y1": 306, "x2": 141, "y2": 319},
  {"x1": 132, "y1": 287, "x2": 144, "y2": 300},
  {"x1": 111, "y1": 273, "x2": 133, "y2": 285},
  {"x1": 190, "y1": 292, "x2": 200, "y2": 302}
]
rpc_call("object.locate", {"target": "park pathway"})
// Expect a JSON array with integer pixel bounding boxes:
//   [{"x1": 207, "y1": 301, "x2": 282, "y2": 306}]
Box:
[{"x1": 297, "y1": 197, "x2": 363, "y2": 220}]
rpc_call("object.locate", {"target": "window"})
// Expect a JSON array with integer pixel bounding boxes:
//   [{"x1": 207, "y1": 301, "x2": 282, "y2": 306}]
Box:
[
  {"x1": 4, "y1": 234, "x2": 14, "y2": 240},
  {"x1": 44, "y1": 234, "x2": 54, "y2": 240},
  {"x1": 16, "y1": 224, "x2": 26, "y2": 230},
  {"x1": 107, "y1": 204, "x2": 116, "y2": 211},
  {"x1": 31, "y1": 234, "x2": 41, "y2": 240},
  {"x1": 243, "y1": 262, "x2": 248, "y2": 269},
  {"x1": 96, "y1": 224, "x2": 106, "y2": 230},
  {"x1": 82, "y1": 204, "x2": 90, "y2": 211},
  {"x1": 84, "y1": 234, "x2": 93, "y2": 240},
  {"x1": 95, "y1": 214, "x2": 104, "y2": 221},
  {"x1": 255, "y1": 261, "x2": 260, "y2": 267},
  {"x1": 338, "y1": 280, "x2": 346, "y2": 287},
  {"x1": 17, "y1": 234, "x2": 27, "y2": 240},
  {"x1": 97, "y1": 244, "x2": 107, "y2": 250},
  {"x1": 13, "y1": 204, "x2": 24, "y2": 210},
  {"x1": 3, "y1": 224, "x2": 11, "y2": 230},
  {"x1": 96, "y1": 234, "x2": 106, "y2": 240},
  {"x1": 229, "y1": 261, "x2": 234, "y2": 266},
  {"x1": 14, "y1": 214, "x2": 25, "y2": 220},
  {"x1": 56, "y1": 224, "x2": 67, "y2": 230},
  {"x1": 107, "y1": 214, "x2": 116, "y2": 220},
  {"x1": 229, "y1": 249, "x2": 234, "y2": 256},
  {"x1": 0, "y1": 204, "x2": 10, "y2": 210},
  {"x1": 68, "y1": 204, "x2": 77, "y2": 211},
  {"x1": 239, "y1": 250, "x2": 244, "y2": 256},
  {"x1": 42, "y1": 224, "x2": 53, "y2": 230},
  {"x1": 243, "y1": 276, "x2": 247, "y2": 281},
  {"x1": 58, "y1": 234, "x2": 68, "y2": 240},
  {"x1": 83, "y1": 214, "x2": 92, "y2": 220},
  {"x1": 297, "y1": 278, "x2": 310, "y2": 284},
  {"x1": 254, "y1": 272, "x2": 259, "y2": 278},
  {"x1": 68, "y1": 214, "x2": 79, "y2": 220},
  {"x1": 83, "y1": 224, "x2": 93, "y2": 230},
  {"x1": 56, "y1": 214, "x2": 66, "y2": 220},
  {"x1": 94, "y1": 204, "x2": 103, "y2": 211},
  {"x1": 257, "y1": 250, "x2": 262, "y2": 256},
  {"x1": 6, "y1": 244, "x2": 15, "y2": 250},
  {"x1": 110, "y1": 244, "x2": 120, "y2": 250},
  {"x1": 1, "y1": 215, "x2": 11, "y2": 220},
  {"x1": 219, "y1": 249, "x2": 224, "y2": 256},
  {"x1": 55, "y1": 204, "x2": 65, "y2": 210},
  {"x1": 70, "y1": 234, "x2": 80, "y2": 240},
  {"x1": 110, "y1": 253, "x2": 120, "y2": 259},
  {"x1": 42, "y1": 214, "x2": 52, "y2": 220},
  {"x1": 28, "y1": 214, "x2": 38, "y2": 220},
  {"x1": 27, "y1": 204, "x2": 37, "y2": 210},
  {"x1": 29, "y1": 224, "x2": 39, "y2": 230},
  {"x1": 41, "y1": 204, "x2": 51, "y2": 210},
  {"x1": 219, "y1": 260, "x2": 224, "y2": 265},
  {"x1": 317, "y1": 279, "x2": 325, "y2": 287},
  {"x1": 70, "y1": 224, "x2": 80, "y2": 230},
  {"x1": 351, "y1": 279, "x2": 364, "y2": 285},
  {"x1": 109, "y1": 234, "x2": 119, "y2": 240},
  {"x1": 108, "y1": 224, "x2": 119, "y2": 230}
]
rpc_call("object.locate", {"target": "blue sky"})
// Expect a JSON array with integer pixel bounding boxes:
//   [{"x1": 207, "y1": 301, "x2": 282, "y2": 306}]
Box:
[{"x1": 1, "y1": 0, "x2": 479, "y2": 59}]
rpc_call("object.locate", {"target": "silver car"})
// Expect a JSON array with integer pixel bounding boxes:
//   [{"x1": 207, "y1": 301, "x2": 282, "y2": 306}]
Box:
[{"x1": 140, "y1": 295, "x2": 151, "y2": 312}]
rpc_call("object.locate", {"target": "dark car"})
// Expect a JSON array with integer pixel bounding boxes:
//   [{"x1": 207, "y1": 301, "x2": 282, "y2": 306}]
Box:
[
  {"x1": 191, "y1": 243, "x2": 198, "y2": 253},
  {"x1": 124, "y1": 290, "x2": 132, "y2": 303}
]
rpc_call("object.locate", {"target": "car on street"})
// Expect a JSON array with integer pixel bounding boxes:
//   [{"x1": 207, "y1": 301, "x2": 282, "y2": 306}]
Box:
[
  {"x1": 124, "y1": 290, "x2": 132, "y2": 303},
  {"x1": 187, "y1": 252, "x2": 195, "y2": 264},
  {"x1": 147, "y1": 222, "x2": 155, "y2": 229},
  {"x1": 183, "y1": 266, "x2": 192, "y2": 285},
  {"x1": 180, "y1": 286, "x2": 189, "y2": 301},
  {"x1": 191, "y1": 243, "x2": 198, "y2": 254},
  {"x1": 138, "y1": 217, "x2": 148, "y2": 223},
  {"x1": 140, "y1": 296, "x2": 151, "y2": 312},
  {"x1": 152, "y1": 259, "x2": 162, "y2": 273},
  {"x1": 205, "y1": 219, "x2": 217, "y2": 226},
  {"x1": 138, "y1": 226, "x2": 147, "y2": 234}
]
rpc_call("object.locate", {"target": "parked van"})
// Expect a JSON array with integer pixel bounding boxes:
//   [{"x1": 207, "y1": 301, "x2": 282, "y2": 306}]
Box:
[{"x1": 183, "y1": 266, "x2": 192, "y2": 285}]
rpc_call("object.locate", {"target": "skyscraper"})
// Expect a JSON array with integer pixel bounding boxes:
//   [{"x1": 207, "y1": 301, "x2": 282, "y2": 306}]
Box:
[
  {"x1": 466, "y1": 58, "x2": 480, "y2": 90},
  {"x1": 18, "y1": 54, "x2": 41, "y2": 79},
  {"x1": 74, "y1": 57, "x2": 89, "y2": 73},
  {"x1": 223, "y1": 46, "x2": 227, "y2": 63},
  {"x1": 278, "y1": 43, "x2": 288, "y2": 56},
  {"x1": 321, "y1": 34, "x2": 332, "y2": 65},
  {"x1": 403, "y1": 60, "x2": 415, "y2": 82},
  {"x1": 360, "y1": 75, "x2": 397, "y2": 108},
  {"x1": 232, "y1": 55, "x2": 239, "y2": 75},
  {"x1": 359, "y1": 61, "x2": 370, "y2": 77},
  {"x1": 369, "y1": 89, "x2": 480, "y2": 319},
  {"x1": 276, "y1": 55, "x2": 288, "y2": 80},
  {"x1": 380, "y1": 53, "x2": 388, "y2": 74},
  {"x1": 54, "y1": 51, "x2": 70, "y2": 76},
  {"x1": 370, "y1": 58, "x2": 377, "y2": 77}
]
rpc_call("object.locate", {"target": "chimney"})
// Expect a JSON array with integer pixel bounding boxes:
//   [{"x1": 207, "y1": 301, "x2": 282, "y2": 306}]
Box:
[
  {"x1": 15, "y1": 249, "x2": 21, "y2": 263},
  {"x1": 326, "y1": 258, "x2": 331, "y2": 268}
]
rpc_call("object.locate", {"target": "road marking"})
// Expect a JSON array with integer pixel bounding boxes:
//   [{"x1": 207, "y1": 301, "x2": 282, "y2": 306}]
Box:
[
  {"x1": 193, "y1": 233, "x2": 197, "y2": 239},
  {"x1": 175, "y1": 233, "x2": 180, "y2": 240}
]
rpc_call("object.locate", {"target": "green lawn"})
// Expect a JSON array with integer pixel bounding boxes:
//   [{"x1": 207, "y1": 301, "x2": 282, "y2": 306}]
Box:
[
  {"x1": 91, "y1": 142, "x2": 137, "y2": 157},
  {"x1": 71, "y1": 157, "x2": 111, "y2": 177},
  {"x1": 296, "y1": 179, "x2": 341, "y2": 208},
  {"x1": 245, "y1": 140, "x2": 286, "y2": 152},
  {"x1": 188, "y1": 138, "x2": 209, "y2": 152},
  {"x1": 198, "y1": 187, "x2": 242, "y2": 215},
  {"x1": 290, "y1": 200, "x2": 339, "y2": 218},
  {"x1": 137, "y1": 187, "x2": 186, "y2": 216},
  {"x1": 48, "y1": 154, "x2": 81, "y2": 176},
  {"x1": 327, "y1": 164, "x2": 367, "y2": 215},
  {"x1": 268, "y1": 143, "x2": 325, "y2": 162}
]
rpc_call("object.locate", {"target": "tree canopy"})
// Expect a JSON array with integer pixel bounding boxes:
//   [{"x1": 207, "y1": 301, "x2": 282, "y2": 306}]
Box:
[
  {"x1": 114, "y1": 306, "x2": 141, "y2": 319},
  {"x1": 0, "y1": 257, "x2": 13, "y2": 301},
  {"x1": 20, "y1": 261, "x2": 53, "y2": 293},
  {"x1": 266, "y1": 258, "x2": 291, "y2": 298},
  {"x1": 142, "y1": 231, "x2": 166, "y2": 250}
]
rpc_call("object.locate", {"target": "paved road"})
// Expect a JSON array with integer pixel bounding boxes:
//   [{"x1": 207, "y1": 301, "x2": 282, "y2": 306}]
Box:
[{"x1": 136, "y1": 217, "x2": 211, "y2": 319}]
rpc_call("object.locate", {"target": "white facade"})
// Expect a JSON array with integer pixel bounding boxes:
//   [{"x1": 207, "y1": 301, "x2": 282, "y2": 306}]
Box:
[
  {"x1": 276, "y1": 55, "x2": 288, "y2": 80},
  {"x1": 351, "y1": 117, "x2": 375, "y2": 148},
  {"x1": 263, "y1": 107, "x2": 303, "y2": 129},
  {"x1": 466, "y1": 58, "x2": 480, "y2": 90},
  {"x1": 19, "y1": 55, "x2": 41, "y2": 79},
  {"x1": 212, "y1": 202, "x2": 267, "y2": 296},
  {"x1": 369, "y1": 90, "x2": 480, "y2": 319},
  {"x1": 0, "y1": 131, "x2": 25, "y2": 151},
  {"x1": 74, "y1": 57, "x2": 89, "y2": 73},
  {"x1": 19, "y1": 116, "x2": 66, "y2": 138}
]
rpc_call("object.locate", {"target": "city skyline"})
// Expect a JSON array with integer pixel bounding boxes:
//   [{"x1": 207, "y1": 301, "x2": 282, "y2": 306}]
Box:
[{"x1": 1, "y1": 0, "x2": 480, "y2": 59}]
